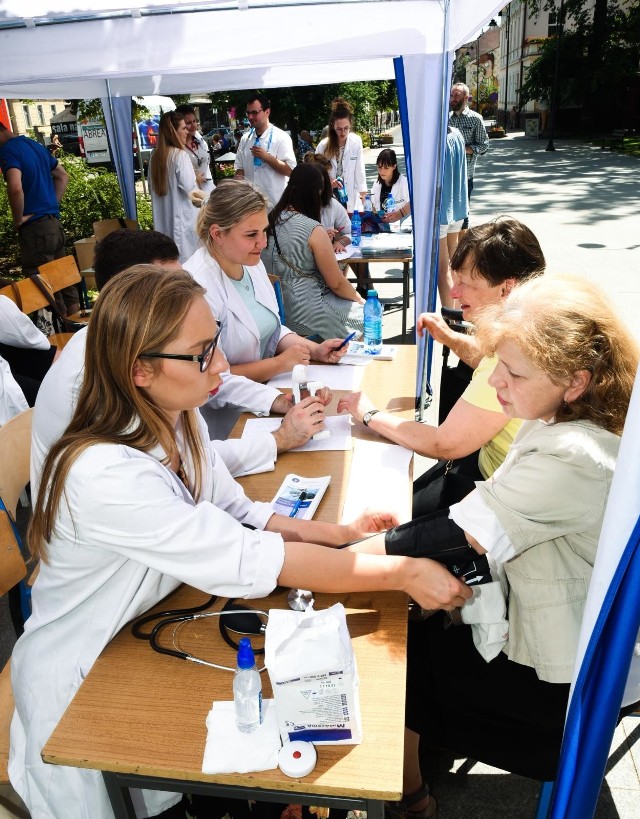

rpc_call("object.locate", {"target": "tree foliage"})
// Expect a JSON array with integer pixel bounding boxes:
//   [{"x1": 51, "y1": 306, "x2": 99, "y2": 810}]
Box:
[
  {"x1": 209, "y1": 80, "x2": 397, "y2": 139},
  {"x1": 0, "y1": 152, "x2": 152, "y2": 274},
  {"x1": 521, "y1": 0, "x2": 640, "y2": 126}
]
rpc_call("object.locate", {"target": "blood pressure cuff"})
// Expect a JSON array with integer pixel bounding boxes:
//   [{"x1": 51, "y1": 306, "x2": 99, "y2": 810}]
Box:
[{"x1": 385, "y1": 509, "x2": 492, "y2": 586}]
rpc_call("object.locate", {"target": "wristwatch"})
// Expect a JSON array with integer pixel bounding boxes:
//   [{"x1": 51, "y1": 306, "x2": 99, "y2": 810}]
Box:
[{"x1": 362, "y1": 409, "x2": 380, "y2": 427}]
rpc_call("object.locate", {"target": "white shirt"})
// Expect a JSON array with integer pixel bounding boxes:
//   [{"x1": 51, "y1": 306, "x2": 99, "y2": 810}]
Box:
[
  {"x1": 30, "y1": 328, "x2": 279, "y2": 496},
  {"x1": 0, "y1": 295, "x2": 50, "y2": 350},
  {"x1": 321, "y1": 198, "x2": 352, "y2": 238},
  {"x1": 234, "y1": 124, "x2": 296, "y2": 210},
  {"x1": 0, "y1": 356, "x2": 27, "y2": 425},
  {"x1": 316, "y1": 132, "x2": 366, "y2": 213},
  {"x1": 149, "y1": 147, "x2": 200, "y2": 262},
  {"x1": 10, "y1": 412, "x2": 284, "y2": 819}
]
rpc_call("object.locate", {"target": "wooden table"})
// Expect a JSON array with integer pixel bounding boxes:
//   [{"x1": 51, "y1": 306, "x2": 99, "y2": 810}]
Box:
[
  {"x1": 347, "y1": 234, "x2": 414, "y2": 340},
  {"x1": 42, "y1": 348, "x2": 418, "y2": 819}
]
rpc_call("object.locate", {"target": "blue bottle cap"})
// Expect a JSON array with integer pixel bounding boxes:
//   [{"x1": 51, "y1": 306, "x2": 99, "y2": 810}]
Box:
[
  {"x1": 237, "y1": 637, "x2": 256, "y2": 669},
  {"x1": 367, "y1": 289, "x2": 378, "y2": 298}
]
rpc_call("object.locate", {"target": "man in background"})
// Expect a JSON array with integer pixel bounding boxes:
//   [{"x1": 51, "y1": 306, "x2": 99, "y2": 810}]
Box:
[
  {"x1": 0, "y1": 122, "x2": 77, "y2": 316},
  {"x1": 234, "y1": 93, "x2": 296, "y2": 209},
  {"x1": 448, "y1": 83, "x2": 489, "y2": 234}
]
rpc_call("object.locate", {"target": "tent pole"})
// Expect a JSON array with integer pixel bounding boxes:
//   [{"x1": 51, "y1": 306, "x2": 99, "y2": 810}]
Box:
[{"x1": 417, "y1": 0, "x2": 452, "y2": 421}]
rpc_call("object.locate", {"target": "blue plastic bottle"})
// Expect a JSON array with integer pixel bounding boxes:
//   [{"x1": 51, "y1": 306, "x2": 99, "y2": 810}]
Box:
[
  {"x1": 336, "y1": 176, "x2": 348, "y2": 207},
  {"x1": 351, "y1": 211, "x2": 362, "y2": 247},
  {"x1": 363, "y1": 289, "x2": 383, "y2": 355},
  {"x1": 253, "y1": 134, "x2": 262, "y2": 167},
  {"x1": 384, "y1": 193, "x2": 396, "y2": 215},
  {"x1": 233, "y1": 637, "x2": 262, "y2": 733}
]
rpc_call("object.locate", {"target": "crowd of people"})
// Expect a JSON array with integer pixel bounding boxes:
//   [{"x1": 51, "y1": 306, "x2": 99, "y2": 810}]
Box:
[{"x1": 1, "y1": 84, "x2": 639, "y2": 819}]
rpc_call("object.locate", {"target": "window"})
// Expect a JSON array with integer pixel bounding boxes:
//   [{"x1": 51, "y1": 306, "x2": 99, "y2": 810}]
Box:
[
  {"x1": 548, "y1": 12, "x2": 559, "y2": 37},
  {"x1": 51, "y1": 104, "x2": 57, "y2": 117},
  {"x1": 22, "y1": 105, "x2": 32, "y2": 128},
  {"x1": 37, "y1": 105, "x2": 45, "y2": 125}
]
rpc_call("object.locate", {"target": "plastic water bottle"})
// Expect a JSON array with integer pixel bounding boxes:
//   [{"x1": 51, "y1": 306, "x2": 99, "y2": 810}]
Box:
[
  {"x1": 351, "y1": 211, "x2": 362, "y2": 247},
  {"x1": 384, "y1": 193, "x2": 396, "y2": 215},
  {"x1": 233, "y1": 637, "x2": 262, "y2": 733},
  {"x1": 364, "y1": 193, "x2": 373, "y2": 213},
  {"x1": 363, "y1": 289, "x2": 383, "y2": 355},
  {"x1": 253, "y1": 134, "x2": 262, "y2": 167},
  {"x1": 336, "y1": 176, "x2": 348, "y2": 207}
]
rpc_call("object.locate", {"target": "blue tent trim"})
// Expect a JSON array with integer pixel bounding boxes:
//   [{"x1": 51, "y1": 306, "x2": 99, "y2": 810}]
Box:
[{"x1": 548, "y1": 513, "x2": 640, "y2": 818}]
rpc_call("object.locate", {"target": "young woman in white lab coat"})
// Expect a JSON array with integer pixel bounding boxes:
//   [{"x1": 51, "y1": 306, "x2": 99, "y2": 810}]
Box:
[
  {"x1": 149, "y1": 111, "x2": 201, "y2": 262},
  {"x1": 9, "y1": 265, "x2": 469, "y2": 819},
  {"x1": 315, "y1": 97, "x2": 367, "y2": 214},
  {"x1": 185, "y1": 179, "x2": 349, "y2": 384}
]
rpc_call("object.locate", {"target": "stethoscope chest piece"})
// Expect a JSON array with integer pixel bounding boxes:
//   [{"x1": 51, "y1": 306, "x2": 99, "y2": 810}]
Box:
[{"x1": 287, "y1": 588, "x2": 314, "y2": 612}]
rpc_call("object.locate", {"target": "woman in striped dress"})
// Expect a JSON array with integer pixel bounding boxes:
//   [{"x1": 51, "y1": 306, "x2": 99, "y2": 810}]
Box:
[{"x1": 263, "y1": 164, "x2": 364, "y2": 340}]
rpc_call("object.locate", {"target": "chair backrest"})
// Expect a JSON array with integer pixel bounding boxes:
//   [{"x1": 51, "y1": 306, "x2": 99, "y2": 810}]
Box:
[
  {"x1": 93, "y1": 218, "x2": 139, "y2": 242},
  {"x1": 268, "y1": 273, "x2": 286, "y2": 324},
  {"x1": 0, "y1": 408, "x2": 33, "y2": 520},
  {"x1": 0, "y1": 409, "x2": 32, "y2": 598},
  {"x1": 0, "y1": 256, "x2": 81, "y2": 316}
]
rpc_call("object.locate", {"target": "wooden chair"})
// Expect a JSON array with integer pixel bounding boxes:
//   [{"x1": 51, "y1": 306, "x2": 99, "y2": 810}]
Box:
[
  {"x1": 0, "y1": 408, "x2": 33, "y2": 785},
  {"x1": 92, "y1": 217, "x2": 139, "y2": 242},
  {"x1": 37, "y1": 256, "x2": 91, "y2": 322},
  {"x1": 0, "y1": 262, "x2": 77, "y2": 349}
]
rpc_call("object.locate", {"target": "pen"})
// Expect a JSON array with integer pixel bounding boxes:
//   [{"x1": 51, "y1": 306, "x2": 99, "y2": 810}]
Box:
[
  {"x1": 335, "y1": 331, "x2": 356, "y2": 352},
  {"x1": 289, "y1": 491, "x2": 307, "y2": 518}
]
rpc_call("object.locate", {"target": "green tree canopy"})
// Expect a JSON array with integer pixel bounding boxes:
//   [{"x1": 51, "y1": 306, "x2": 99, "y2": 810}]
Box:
[
  {"x1": 209, "y1": 80, "x2": 398, "y2": 138},
  {"x1": 521, "y1": 0, "x2": 640, "y2": 127}
]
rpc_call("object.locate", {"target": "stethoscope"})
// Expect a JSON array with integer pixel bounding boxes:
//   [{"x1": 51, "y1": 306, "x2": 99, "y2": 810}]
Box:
[{"x1": 132, "y1": 596, "x2": 269, "y2": 672}]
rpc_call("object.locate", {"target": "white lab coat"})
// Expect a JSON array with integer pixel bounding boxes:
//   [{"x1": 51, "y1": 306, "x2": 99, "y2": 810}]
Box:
[
  {"x1": 315, "y1": 132, "x2": 366, "y2": 213},
  {"x1": 0, "y1": 295, "x2": 51, "y2": 349},
  {"x1": 234, "y1": 124, "x2": 296, "y2": 210},
  {"x1": 10, "y1": 413, "x2": 285, "y2": 819},
  {"x1": 371, "y1": 173, "x2": 411, "y2": 213},
  {"x1": 187, "y1": 132, "x2": 215, "y2": 196},
  {"x1": 149, "y1": 147, "x2": 200, "y2": 262},
  {"x1": 185, "y1": 248, "x2": 293, "y2": 364},
  {"x1": 0, "y1": 356, "x2": 27, "y2": 425},
  {"x1": 30, "y1": 328, "x2": 279, "y2": 498}
]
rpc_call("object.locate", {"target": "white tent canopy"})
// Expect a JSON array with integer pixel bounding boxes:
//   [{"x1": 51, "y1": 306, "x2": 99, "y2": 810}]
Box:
[{"x1": 0, "y1": 0, "x2": 505, "y2": 391}]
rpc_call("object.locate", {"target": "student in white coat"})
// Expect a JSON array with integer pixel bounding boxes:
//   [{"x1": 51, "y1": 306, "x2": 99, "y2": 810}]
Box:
[
  {"x1": 30, "y1": 229, "x2": 329, "y2": 490},
  {"x1": 185, "y1": 180, "x2": 349, "y2": 385},
  {"x1": 0, "y1": 293, "x2": 58, "y2": 405},
  {"x1": 9, "y1": 266, "x2": 469, "y2": 819},
  {"x1": 370, "y1": 148, "x2": 411, "y2": 222},
  {"x1": 176, "y1": 104, "x2": 215, "y2": 197},
  {"x1": 315, "y1": 97, "x2": 367, "y2": 214},
  {"x1": 234, "y1": 93, "x2": 296, "y2": 211},
  {"x1": 149, "y1": 111, "x2": 202, "y2": 262}
]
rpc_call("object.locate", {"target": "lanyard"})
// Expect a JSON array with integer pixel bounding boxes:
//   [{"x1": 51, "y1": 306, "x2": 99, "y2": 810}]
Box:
[{"x1": 250, "y1": 125, "x2": 273, "y2": 154}]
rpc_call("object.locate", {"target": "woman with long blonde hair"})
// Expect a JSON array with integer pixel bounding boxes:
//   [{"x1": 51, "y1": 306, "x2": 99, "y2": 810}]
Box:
[
  {"x1": 9, "y1": 265, "x2": 469, "y2": 819},
  {"x1": 149, "y1": 110, "x2": 201, "y2": 261}
]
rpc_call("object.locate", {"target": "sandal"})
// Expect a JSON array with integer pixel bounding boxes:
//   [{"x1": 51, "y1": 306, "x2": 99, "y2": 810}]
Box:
[{"x1": 385, "y1": 783, "x2": 437, "y2": 819}]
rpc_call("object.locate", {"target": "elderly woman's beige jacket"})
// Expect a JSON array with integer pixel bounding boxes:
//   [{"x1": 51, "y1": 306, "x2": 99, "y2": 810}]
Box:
[{"x1": 476, "y1": 419, "x2": 620, "y2": 683}]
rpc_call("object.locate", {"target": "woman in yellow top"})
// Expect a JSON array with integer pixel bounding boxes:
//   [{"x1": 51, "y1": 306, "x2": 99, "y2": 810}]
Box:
[{"x1": 338, "y1": 217, "x2": 546, "y2": 516}]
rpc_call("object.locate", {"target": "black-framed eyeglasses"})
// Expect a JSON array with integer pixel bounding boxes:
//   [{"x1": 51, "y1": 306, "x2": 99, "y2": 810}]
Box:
[
  {"x1": 246, "y1": 109, "x2": 264, "y2": 116},
  {"x1": 140, "y1": 322, "x2": 222, "y2": 373}
]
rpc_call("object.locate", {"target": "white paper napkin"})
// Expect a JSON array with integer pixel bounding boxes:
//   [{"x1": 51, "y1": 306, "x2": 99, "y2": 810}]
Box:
[{"x1": 202, "y1": 698, "x2": 281, "y2": 774}]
